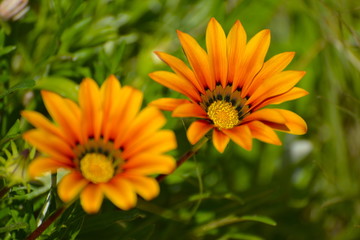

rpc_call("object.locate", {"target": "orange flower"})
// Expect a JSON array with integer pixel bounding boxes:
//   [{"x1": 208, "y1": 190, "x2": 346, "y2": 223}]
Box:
[
  {"x1": 149, "y1": 18, "x2": 308, "y2": 153},
  {"x1": 22, "y1": 75, "x2": 176, "y2": 214}
]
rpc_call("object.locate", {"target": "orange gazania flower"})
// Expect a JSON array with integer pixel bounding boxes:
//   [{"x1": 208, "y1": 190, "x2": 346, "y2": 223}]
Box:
[
  {"x1": 22, "y1": 75, "x2": 176, "y2": 214},
  {"x1": 149, "y1": 18, "x2": 308, "y2": 153}
]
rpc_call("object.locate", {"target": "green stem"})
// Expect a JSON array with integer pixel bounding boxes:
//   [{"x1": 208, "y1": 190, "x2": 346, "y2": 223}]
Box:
[{"x1": 156, "y1": 137, "x2": 208, "y2": 182}]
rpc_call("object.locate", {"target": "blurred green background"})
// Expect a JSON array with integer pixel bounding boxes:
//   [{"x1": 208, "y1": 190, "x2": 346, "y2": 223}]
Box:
[{"x1": 1, "y1": 0, "x2": 360, "y2": 239}]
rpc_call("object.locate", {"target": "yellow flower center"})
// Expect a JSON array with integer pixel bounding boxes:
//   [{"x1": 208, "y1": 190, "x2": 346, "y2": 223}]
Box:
[
  {"x1": 207, "y1": 100, "x2": 240, "y2": 129},
  {"x1": 80, "y1": 153, "x2": 114, "y2": 183}
]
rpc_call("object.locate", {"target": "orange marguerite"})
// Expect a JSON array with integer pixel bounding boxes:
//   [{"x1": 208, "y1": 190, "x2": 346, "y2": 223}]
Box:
[
  {"x1": 22, "y1": 75, "x2": 176, "y2": 214},
  {"x1": 150, "y1": 18, "x2": 308, "y2": 153}
]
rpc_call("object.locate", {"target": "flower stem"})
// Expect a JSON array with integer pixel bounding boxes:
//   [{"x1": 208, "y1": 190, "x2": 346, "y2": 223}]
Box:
[
  {"x1": 156, "y1": 137, "x2": 208, "y2": 182},
  {"x1": 26, "y1": 205, "x2": 66, "y2": 240},
  {"x1": 26, "y1": 173, "x2": 65, "y2": 240}
]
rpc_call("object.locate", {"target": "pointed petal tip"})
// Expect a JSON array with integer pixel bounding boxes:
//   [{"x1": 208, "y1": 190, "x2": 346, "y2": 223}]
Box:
[
  {"x1": 232, "y1": 19, "x2": 242, "y2": 26},
  {"x1": 20, "y1": 110, "x2": 30, "y2": 118},
  {"x1": 154, "y1": 50, "x2": 162, "y2": 56},
  {"x1": 217, "y1": 148, "x2": 225, "y2": 153},
  {"x1": 106, "y1": 74, "x2": 118, "y2": 82},
  {"x1": 280, "y1": 51, "x2": 296, "y2": 60},
  {"x1": 154, "y1": 51, "x2": 169, "y2": 62},
  {"x1": 293, "y1": 71, "x2": 307, "y2": 80},
  {"x1": 82, "y1": 77, "x2": 96, "y2": 84},
  {"x1": 263, "y1": 29, "x2": 271, "y2": 34},
  {"x1": 148, "y1": 72, "x2": 156, "y2": 78},
  {"x1": 176, "y1": 29, "x2": 184, "y2": 36},
  {"x1": 209, "y1": 17, "x2": 218, "y2": 24},
  {"x1": 257, "y1": 29, "x2": 271, "y2": 39}
]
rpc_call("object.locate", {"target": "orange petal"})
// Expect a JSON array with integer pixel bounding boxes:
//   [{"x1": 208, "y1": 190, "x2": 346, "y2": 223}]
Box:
[
  {"x1": 117, "y1": 87, "x2": 143, "y2": 131},
  {"x1": 101, "y1": 176, "x2": 136, "y2": 210},
  {"x1": 121, "y1": 130, "x2": 177, "y2": 159},
  {"x1": 122, "y1": 174, "x2": 159, "y2": 200},
  {"x1": 247, "y1": 121, "x2": 281, "y2": 145},
  {"x1": 242, "y1": 108, "x2": 286, "y2": 124},
  {"x1": 103, "y1": 85, "x2": 140, "y2": 142},
  {"x1": 233, "y1": 29, "x2": 270, "y2": 91},
  {"x1": 121, "y1": 106, "x2": 167, "y2": 150},
  {"x1": 23, "y1": 129, "x2": 74, "y2": 164},
  {"x1": 41, "y1": 91, "x2": 82, "y2": 144},
  {"x1": 264, "y1": 122, "x2": 290, "y2": 132},
  {"x1": 187, "y1": 120, "x2": 213, "y2": 144},
  {"x1": 79, "y1": 78, "x2": 102, "y2": 141},
  {"x1": 247, "y1": 71, "x2": 306, "y2": 106},
  {"x1": 28, "y1": 157, "x2": 73, "y2": 178},
  {"x1": 155, "y1": 51, "x2": 204, "y2": 94},
  {"x1": 21, "y1": 110, "x2": 73, "y2": 146},
  {"x1": 253, "y1": 87, "x2": 309, "y2": 111},
  {"x1": 177, "y1": 30, "x2": 215, "y2": 90},
  {"x1": 273, "y1": 109, "x2": 307, "y2": 135},
  {"x1": 64, "y1": 98, "x2": 82, "y2": 124},
  {"x1": 58, "y1": 171, "x2": 89, "y2": 202},
  {"x1": 123, "y1": 154, "x2": 176, "y2": 175},
  {"x1": 206, "y1": 18, "x2": 228, "y2": 87},
  {"x1": 100, "y1": 75, "x2": 122, "y2": 141},
  {"x1": 149, "y1": 71, "x2": 201, "y2": 102},
  {"x1": 172, "y1": 102, "x2": 207, "y2": 118},
  {"x1": 80, "y1": 184, "x2": 104, "y2": 214},
  {"x1": 222, "y1": 125, "x2": 252, "y2": 150},
  {"x1": 244, "y1": 52, "x2": 295, "y2": 97},
  {"x1": 111, "y1": 86, "x2": 143, "y2": 145},
  {"x1": 64, "y1": 98, "x2": 85, "y2": 143},
  {"x1": 227, "y1": 20, "x2": 247, "y2": 84},
  {"x1": 149, "y1": 98, "x2": 191, "y2": 111},
  {"x1": 212, "y1": 128, "x2": 230, "y2": 153}
]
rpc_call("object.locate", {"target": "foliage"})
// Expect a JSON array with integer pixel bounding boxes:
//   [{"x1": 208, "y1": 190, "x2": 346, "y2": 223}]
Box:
[{"x1": 0, "y1": 0, "x2": 360, "y2": 239}]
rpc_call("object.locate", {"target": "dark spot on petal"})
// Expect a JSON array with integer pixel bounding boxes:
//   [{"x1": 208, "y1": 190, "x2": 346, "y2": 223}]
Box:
[
  {"x1": 236, "y1": 106, "x2": 243, "y2": 112},
  {"x1": 225, "y1": 95, "x2": 230, "y2": 102}
]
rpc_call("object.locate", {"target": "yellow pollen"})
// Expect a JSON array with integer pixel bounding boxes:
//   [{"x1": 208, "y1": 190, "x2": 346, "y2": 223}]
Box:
[
  {"x1": 207, "y1": 101, "x2": 240, "y2": 129},
  {"x1": 80, "y1": 153, "x2": 114, "y2": 183}
]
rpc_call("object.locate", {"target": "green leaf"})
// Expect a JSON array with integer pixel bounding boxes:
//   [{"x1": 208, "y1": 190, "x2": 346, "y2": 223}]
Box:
[
  {"x1": 0, "y1": 222, "x2": 28, "y2": 233},
  {"x1": 35, "y1": 76, "x2": 79, "y2": 102},
  {"x1": 238, "y1": 215, "x2": 277, "y2": 226},
  {"x1": 0, "y1": 45, "x2": 16, "y2": 56},
  {"x1": 0, "y1": 80, "x2": 35, "y2": 99},
  {"x1": 193, "y1": 214, "x2": 276, "y2": 236},
  {"x1": 0, "y1": 119, "x2": 21, "y2": 147},
  {"x1": 219, "y1": 233, "x2": 264, "y2": 240}
]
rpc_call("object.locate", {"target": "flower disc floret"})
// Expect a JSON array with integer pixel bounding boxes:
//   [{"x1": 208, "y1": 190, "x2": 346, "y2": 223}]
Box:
[
  {"x1": 207, "y1": 101, "x2": 240, "y2": 129},
  {"x1": 80, "y1": 153, "x2": 114, "y2": 183}
]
